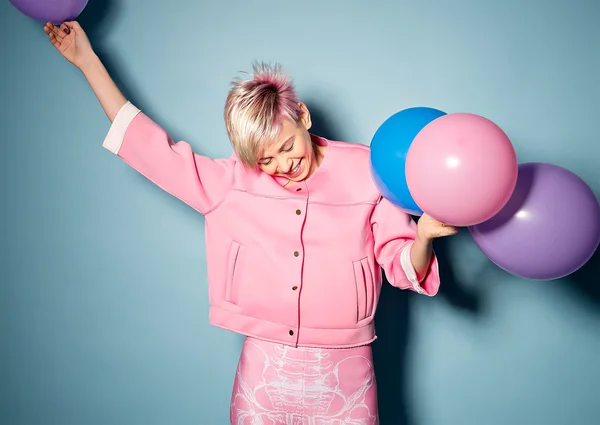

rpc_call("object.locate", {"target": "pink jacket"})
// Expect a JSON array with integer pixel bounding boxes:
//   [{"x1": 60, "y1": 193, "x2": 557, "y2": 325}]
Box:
[{"x1": 103, "y1": 101, "x2": 440, "y2": 348}]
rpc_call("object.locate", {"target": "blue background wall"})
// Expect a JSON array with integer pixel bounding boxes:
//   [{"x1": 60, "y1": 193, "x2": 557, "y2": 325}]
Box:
[{"x1": 1, "y1": 0, "x2": 599, "y2": 424}]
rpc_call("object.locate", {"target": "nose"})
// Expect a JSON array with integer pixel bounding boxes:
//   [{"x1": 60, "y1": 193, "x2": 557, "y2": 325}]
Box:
[{"x1": 278, "y1": 157, "x2": 293, "y2": 174}]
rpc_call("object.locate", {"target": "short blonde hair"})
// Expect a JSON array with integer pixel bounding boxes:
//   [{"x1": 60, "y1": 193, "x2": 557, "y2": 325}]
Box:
[{"x1": 224, "y1": 62, "x2": 302, "y2": 168}]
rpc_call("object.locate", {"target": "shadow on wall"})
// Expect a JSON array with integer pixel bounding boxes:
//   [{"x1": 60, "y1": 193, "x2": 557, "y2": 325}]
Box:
[
  {"x1": 74, "y1": 0, "x2": 211, "y2": 223},
  {"x1": 77, "y1": 0, "x2": 143, "y2": 109},
  {"x1": 571, "y1": 245, "x2": 600, "y2": 304},
  {"x1": 77, "y1": 0, "x2": 181, "y2": 139},
  {"x1": 374, "y1": 224, "x2": 482, "y2": 425},
  {"x1": 568, "y1": 190, "x2": 600, "y2": 310},
  {"x1": 307, "y1": 101, "x2": 483, "y2": 425}
]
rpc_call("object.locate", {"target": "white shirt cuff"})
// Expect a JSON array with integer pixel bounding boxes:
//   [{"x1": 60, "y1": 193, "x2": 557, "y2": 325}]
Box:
[
  {"x1": 400, "y1": 241, "x2": 427, "y2": 295},
  {"x1": 102, "y1": 101, "x2": 141, "y2": 155}
]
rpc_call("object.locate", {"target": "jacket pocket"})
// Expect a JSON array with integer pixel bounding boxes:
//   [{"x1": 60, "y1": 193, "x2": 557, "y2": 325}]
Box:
[
  {"x1": 353, "y1": 257, "x2": 375, "y2": 323},
  {"x1": 225, "y1": 241, "x2": 241, "y2": 305}
]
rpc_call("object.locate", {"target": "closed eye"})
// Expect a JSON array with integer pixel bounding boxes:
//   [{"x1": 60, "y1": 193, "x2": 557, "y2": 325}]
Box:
[{"x1": 258, "y1": 137, "x2": 294, "y2": 165}]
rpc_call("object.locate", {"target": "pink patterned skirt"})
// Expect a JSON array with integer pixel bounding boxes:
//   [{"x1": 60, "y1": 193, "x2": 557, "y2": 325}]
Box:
[{"x1": 230, "y1": 337, "x2": 379, "y2": 425}]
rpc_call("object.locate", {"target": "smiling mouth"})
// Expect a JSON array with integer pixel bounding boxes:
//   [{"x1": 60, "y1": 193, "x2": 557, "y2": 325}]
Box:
[{"x1": 288, "y1": 159, "x2": 302, "y2": 178}]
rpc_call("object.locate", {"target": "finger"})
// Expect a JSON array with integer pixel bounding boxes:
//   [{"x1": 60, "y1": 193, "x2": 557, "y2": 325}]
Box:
[
  {"x1": 438, "y1": 228, "x2": 458, "y2": 237},
  {"x1": 43, "y1": 22, "x2": 56, "y2": 34},
  {"x1": 47, "y1": 24, "x2": 66, "y2": 40},
  {"x1": 48, "y1": 31, "x2": 62, "y2": 49}
]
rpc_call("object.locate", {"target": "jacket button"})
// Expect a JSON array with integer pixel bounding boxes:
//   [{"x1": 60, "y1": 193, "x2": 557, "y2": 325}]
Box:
[
  {"x1": 294, "y1": 251, "x2": 299, "y2": 257},
  {"x1": 292, "y1": 286, "x2": 298, "y2": 290},
  {"x1": 289, "y1": 330, "x2": 294, "y2": 336},
  {"x1": 296, "y1": 209, "x2": 301, "y2": 215}
]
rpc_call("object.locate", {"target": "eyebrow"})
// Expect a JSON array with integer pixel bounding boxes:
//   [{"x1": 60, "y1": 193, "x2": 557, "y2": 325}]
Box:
[{"x1": 259, "y1": 136, "x2": 295, "y2": 160}]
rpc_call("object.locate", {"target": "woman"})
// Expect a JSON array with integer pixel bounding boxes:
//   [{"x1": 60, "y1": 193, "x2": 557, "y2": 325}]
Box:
[{"x1": 44, "y1": 21, "x2": 457, "y2": 424}]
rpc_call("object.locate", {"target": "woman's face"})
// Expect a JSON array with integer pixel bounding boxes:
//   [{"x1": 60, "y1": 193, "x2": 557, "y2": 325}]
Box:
[{"x1": 257, "y1": 103, "x2": 318, "y2": 183}]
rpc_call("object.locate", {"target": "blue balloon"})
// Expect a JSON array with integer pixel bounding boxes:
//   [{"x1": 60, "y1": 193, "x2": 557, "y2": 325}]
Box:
[{"x1": 370, "y1": 107, "x2": 446, "y2": 215}]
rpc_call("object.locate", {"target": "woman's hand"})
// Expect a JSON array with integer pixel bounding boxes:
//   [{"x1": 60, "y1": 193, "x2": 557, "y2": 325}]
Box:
[
  {"x1": 44, "y1": 21, "x2": 95, "y2": 70},
  {"x1": 416, "y1": 213, "x2": 459, "y2": 241}
]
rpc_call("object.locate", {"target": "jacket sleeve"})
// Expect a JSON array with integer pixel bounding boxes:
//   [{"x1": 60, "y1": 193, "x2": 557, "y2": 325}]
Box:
[
  {"x1": 370, "y1": 196, "x2": 441, "y2": 296},
  {"x1": 102, "y1": 101, "x2": 234, "y2": 214}
]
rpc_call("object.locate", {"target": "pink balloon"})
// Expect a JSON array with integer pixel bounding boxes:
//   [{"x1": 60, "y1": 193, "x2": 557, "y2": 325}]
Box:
[{"x1": 405, "y1": 113, "x2": 518, "y2": 227}]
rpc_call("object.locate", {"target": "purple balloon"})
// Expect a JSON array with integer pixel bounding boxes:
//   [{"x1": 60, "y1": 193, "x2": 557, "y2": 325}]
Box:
[
  {"x1": 469, "y1": 162, "x2": 600, "y2": 280},
  {"x1": 9, "y1": 0, "x2": 88, "y2": 24}
]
